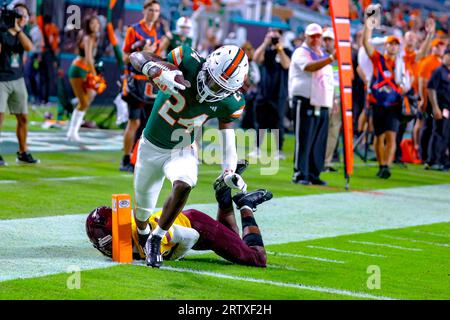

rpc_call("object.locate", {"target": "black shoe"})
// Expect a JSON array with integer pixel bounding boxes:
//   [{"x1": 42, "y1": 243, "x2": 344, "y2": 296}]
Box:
[
  {"x1": 376, "y1": 167, "x2": 383, "y2": 177},
  {"x1": 119, "y1": 162, "x2": 134, "y2": 173},
  {"x1": 324, "y1": 166, "x2": 338, "y2": 173},
  {"x1": 310, "y1": 178, "x2": 328, "y2": 186},
  {"x1": 379, "y1": 167, "x2": 391, "y2": 179},
  {"x1": 430, "y1": 164, "x2": 445, "y2": 171},
  {"x1": 213, "y1": 159, "x2": 249, "y2": 193},
  {"x1": 0, "y1": 155, "x2": 6, "y2": 166},
  {"x1": 138, "y1": 232, "x2": 150, "y2": 251},
  {"x1": 145, "y1": 234, "x2": 163, "y2": 268},
  {"x1": 16, "y1": 152, "x2": 40, "y2": 164},
  {"x1": 424, "y1": 163, "x2": 431, "y2": 170},
  {"x1": 292, "y1": 177, "x2": 311, "y2": 185},
  {"x1": 232, "y1": 189, "x2": 273, "y2": 211}
]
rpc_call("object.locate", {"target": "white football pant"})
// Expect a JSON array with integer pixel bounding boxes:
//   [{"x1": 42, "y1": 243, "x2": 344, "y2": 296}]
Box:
[{"x1": 134, "y1": 136, "x2": 198, "y2": 223}]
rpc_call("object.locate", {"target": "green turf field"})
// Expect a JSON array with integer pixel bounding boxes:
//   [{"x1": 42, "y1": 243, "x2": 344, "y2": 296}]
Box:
[
  {"x1": 1, "y1": 223, "x2": 449, "y2": 300},
  {"x1": 1, "y1": 118, "x2": 449, "y2": 300}
]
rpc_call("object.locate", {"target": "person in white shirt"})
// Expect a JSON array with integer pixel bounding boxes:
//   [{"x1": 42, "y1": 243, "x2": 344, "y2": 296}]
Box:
[{"x1": 288, "y1": 23, "x2": 335, "y2": 186}]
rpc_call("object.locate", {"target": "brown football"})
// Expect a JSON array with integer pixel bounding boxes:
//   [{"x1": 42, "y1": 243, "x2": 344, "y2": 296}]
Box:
[{"x1": 130, "y1": 52, "x2": 191, "y2": 88}]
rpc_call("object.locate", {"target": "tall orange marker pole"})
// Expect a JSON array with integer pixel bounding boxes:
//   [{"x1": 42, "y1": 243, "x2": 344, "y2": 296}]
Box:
[
  {"x1": 329, "y1": 0, "x2": 354, "y2": 190},
  {"x1": 112, "y1": 194, "x2": 133, "y2": 263}
]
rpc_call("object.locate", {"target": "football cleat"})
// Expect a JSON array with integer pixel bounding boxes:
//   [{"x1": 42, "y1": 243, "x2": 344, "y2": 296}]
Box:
[
  {"x1": 145, "y1": 234, "x2": 163, "y2": 268},
  {"x1": 138, "y1": 232, "x2": 150, "y2": 251},
  {"x1": 232, "y1": 189, "x2": 273, "y2": 211}
]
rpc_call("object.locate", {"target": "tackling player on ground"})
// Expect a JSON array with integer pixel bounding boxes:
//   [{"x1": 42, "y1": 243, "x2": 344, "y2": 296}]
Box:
[
  {"x1": 87, "y1": 163, "x2": 272, "y2": 267},
  {"x1": 129, "y1": 44, "x2": 249, "y2": 268}
]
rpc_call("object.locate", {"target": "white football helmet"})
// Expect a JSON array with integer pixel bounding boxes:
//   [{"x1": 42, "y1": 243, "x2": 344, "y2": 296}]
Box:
[
  {"x1": 197, "y1": 45, "x2": 249, "y2": 103},
  {"x1": 176, "y1": 17, "x2": 192, "y2": 37}
]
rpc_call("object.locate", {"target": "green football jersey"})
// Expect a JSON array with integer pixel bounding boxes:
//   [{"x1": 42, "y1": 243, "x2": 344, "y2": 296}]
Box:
[
  {"x1": 144, "y1": 45, "x2": 246, "y2": 149},
  {"x1": 167, "y1": 33, "x2": 193, "y2": 53}
]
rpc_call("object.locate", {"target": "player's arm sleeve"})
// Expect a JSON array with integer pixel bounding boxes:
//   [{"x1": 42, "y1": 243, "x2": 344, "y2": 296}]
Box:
[
  {"x1": 219, "y1": 126, "x2": 238, "y2": 173},
  {"x1": 167, "y1": 225, "x2": 200, "y2": 260},
  {"x1": 167, "y1": 46, "x2": 185, "y2": 68}
]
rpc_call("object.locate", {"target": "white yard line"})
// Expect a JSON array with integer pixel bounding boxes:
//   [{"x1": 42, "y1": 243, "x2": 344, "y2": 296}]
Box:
[
  {"x1": 0, "y1": 180, "x2": 17, "y2": 184},
  {"x1": 152, "y1": 266, "x2": 398, "y2": 300},
  {"x1": 348, "y1": 240, "x2": 422, "y2": 252},
  {"x1": 412, "y1": 230, "x2": 450, "y2": 239},
  {"x1": 266, "y1": 251, "x2": 346, "y2": 264},
  {"x1": 266, "y1": 264, "x2": 304, "y2": 272},
  {"x1": 380, "y1": 235, "x2": 450, "y2": 248},
  {"x1": 41, "y1": 176, "x2": 96, "y2": 182},
  {"x1": 306, "y1": 245, "x2": 386, "y2": 258}
]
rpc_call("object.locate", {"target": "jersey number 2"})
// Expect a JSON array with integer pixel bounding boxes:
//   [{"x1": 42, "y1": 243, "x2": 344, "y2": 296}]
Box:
[{"x1": 158, "y1": 92, "x2": 208, "y2": 133}]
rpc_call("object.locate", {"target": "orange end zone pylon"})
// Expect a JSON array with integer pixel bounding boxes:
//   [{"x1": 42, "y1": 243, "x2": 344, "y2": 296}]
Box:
[
  {"x1": 329, "y1": 0, "x2": 354, "y2": 190},
  {"x1": 112, "y1": 194, "x2": 133, "y2": 263}
]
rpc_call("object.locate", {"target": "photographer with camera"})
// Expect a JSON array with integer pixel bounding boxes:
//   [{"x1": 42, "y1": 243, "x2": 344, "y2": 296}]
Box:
[
  {"x1": 0, "y1": 3, "x2": 39, "y2": 165},
  {"x1": 251, "y1": 28, "x2": 291, "y2": 160}
]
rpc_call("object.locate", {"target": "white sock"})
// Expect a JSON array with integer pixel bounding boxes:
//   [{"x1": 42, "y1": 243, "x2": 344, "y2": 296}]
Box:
[
  {"x1": 73, "y1": 110, "x2": 86, "y2": 136},
  {"x1": 67, "y1": 111, "x2": 78, "y2": 137},
  {"x1": 152, "y1": 225, "x2": 167, "y2": 238},
  {"x1": 137, "y1": 224, "x2": 150, "y2": 235}
]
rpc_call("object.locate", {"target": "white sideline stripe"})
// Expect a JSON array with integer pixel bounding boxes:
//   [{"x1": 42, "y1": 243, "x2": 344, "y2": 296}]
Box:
[
  {"x1": 41, "y1": 176, "x2": 96, "y2": 182},
  {"x1": 306, "y1": 245, "x2": 386, "y2": 258},
  {"x1": 0, "y1": 180, "x2": 17, "y2": 184},
  {"x1": 0, "y1": 176, "x2": 97, "y2": 184},
  {"x1": 266, "y1": 251, "x2": 346, "y2": 264},
  {"x1": 380, "y1": 235, "x2": 450, "y2": 248},
  {"x1": 413, "y1": 230, "x2": 450, "y2": 239},
  {"x1": 156, "y1": 266, "x2": 397, "y2": 300},
  {"x1": 348, "y1": 241, "x2": 422, "y2": 252}
]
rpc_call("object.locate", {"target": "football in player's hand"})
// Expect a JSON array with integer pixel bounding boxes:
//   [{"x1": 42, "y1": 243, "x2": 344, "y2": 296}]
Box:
[
  {"x1": 130, "y1": 52, "x2": 191, "y2": 88},
  {"x1": 147, "y1": 62, "x2": 191, "y2": 89}
]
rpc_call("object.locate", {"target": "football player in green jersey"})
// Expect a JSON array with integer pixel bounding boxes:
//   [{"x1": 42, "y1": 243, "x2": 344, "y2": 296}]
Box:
[
  {"x1": 160, "y1": 16, "x2": 193, "y2": 56},
  {"x1": 130, "y1": 44, "x2": 249, "y2": 268}
]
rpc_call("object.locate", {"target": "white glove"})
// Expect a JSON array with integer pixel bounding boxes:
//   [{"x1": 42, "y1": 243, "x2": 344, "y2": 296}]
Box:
[
  {"x1": 153, "y1": 69, "x2": 186, "y2": 95},
  {"x1": 224, "y1": 173, "x2": 247, "y2": 192}
]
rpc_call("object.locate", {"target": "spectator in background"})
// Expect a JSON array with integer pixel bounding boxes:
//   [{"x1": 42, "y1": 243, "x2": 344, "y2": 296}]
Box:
[
  {"x1": 417, "y1": 38, "x2": 446, "y2": 168},
  {"x1": 289, "y1": 23, "x2": 335, "y2": 186},
  {"x1": 120, "y1": 0, "x2": 162, "y2": 172},
  {"x1": 363, "y1": 16, "x2": 410, "y2": 179},
  {"x1": 41, "y1": 15, "x2": 60, "y2": 105},
  {"x1": 240, "y1": 41, "x2": 261, "y2": 130},
  {"x1": 251, "y1": 28, "x2": 291, "y2": 160},
  {"x1": 24, "y1": 13, "x2": 43, "y2": 105},
  {"x1": 426, "y1": 46, "x2": 450, "y2": 171},
  {"x1": 352, "y1": 30, "x2": 365, "y2": 130},
  {"x1": 322, "y1": 28, "x2": 341, "y2": 173},
  {"x1": 395, "y1": 19, "x2": 435, "y2": 165},
  {"x1": 0, "y1": 3, "x2": 39, "y2": 165}
]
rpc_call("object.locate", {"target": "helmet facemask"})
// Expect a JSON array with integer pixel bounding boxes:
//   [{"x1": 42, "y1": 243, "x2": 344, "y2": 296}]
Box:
[{"x1": 197, "y1": 64, "x2": 233, "y2": 103}]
